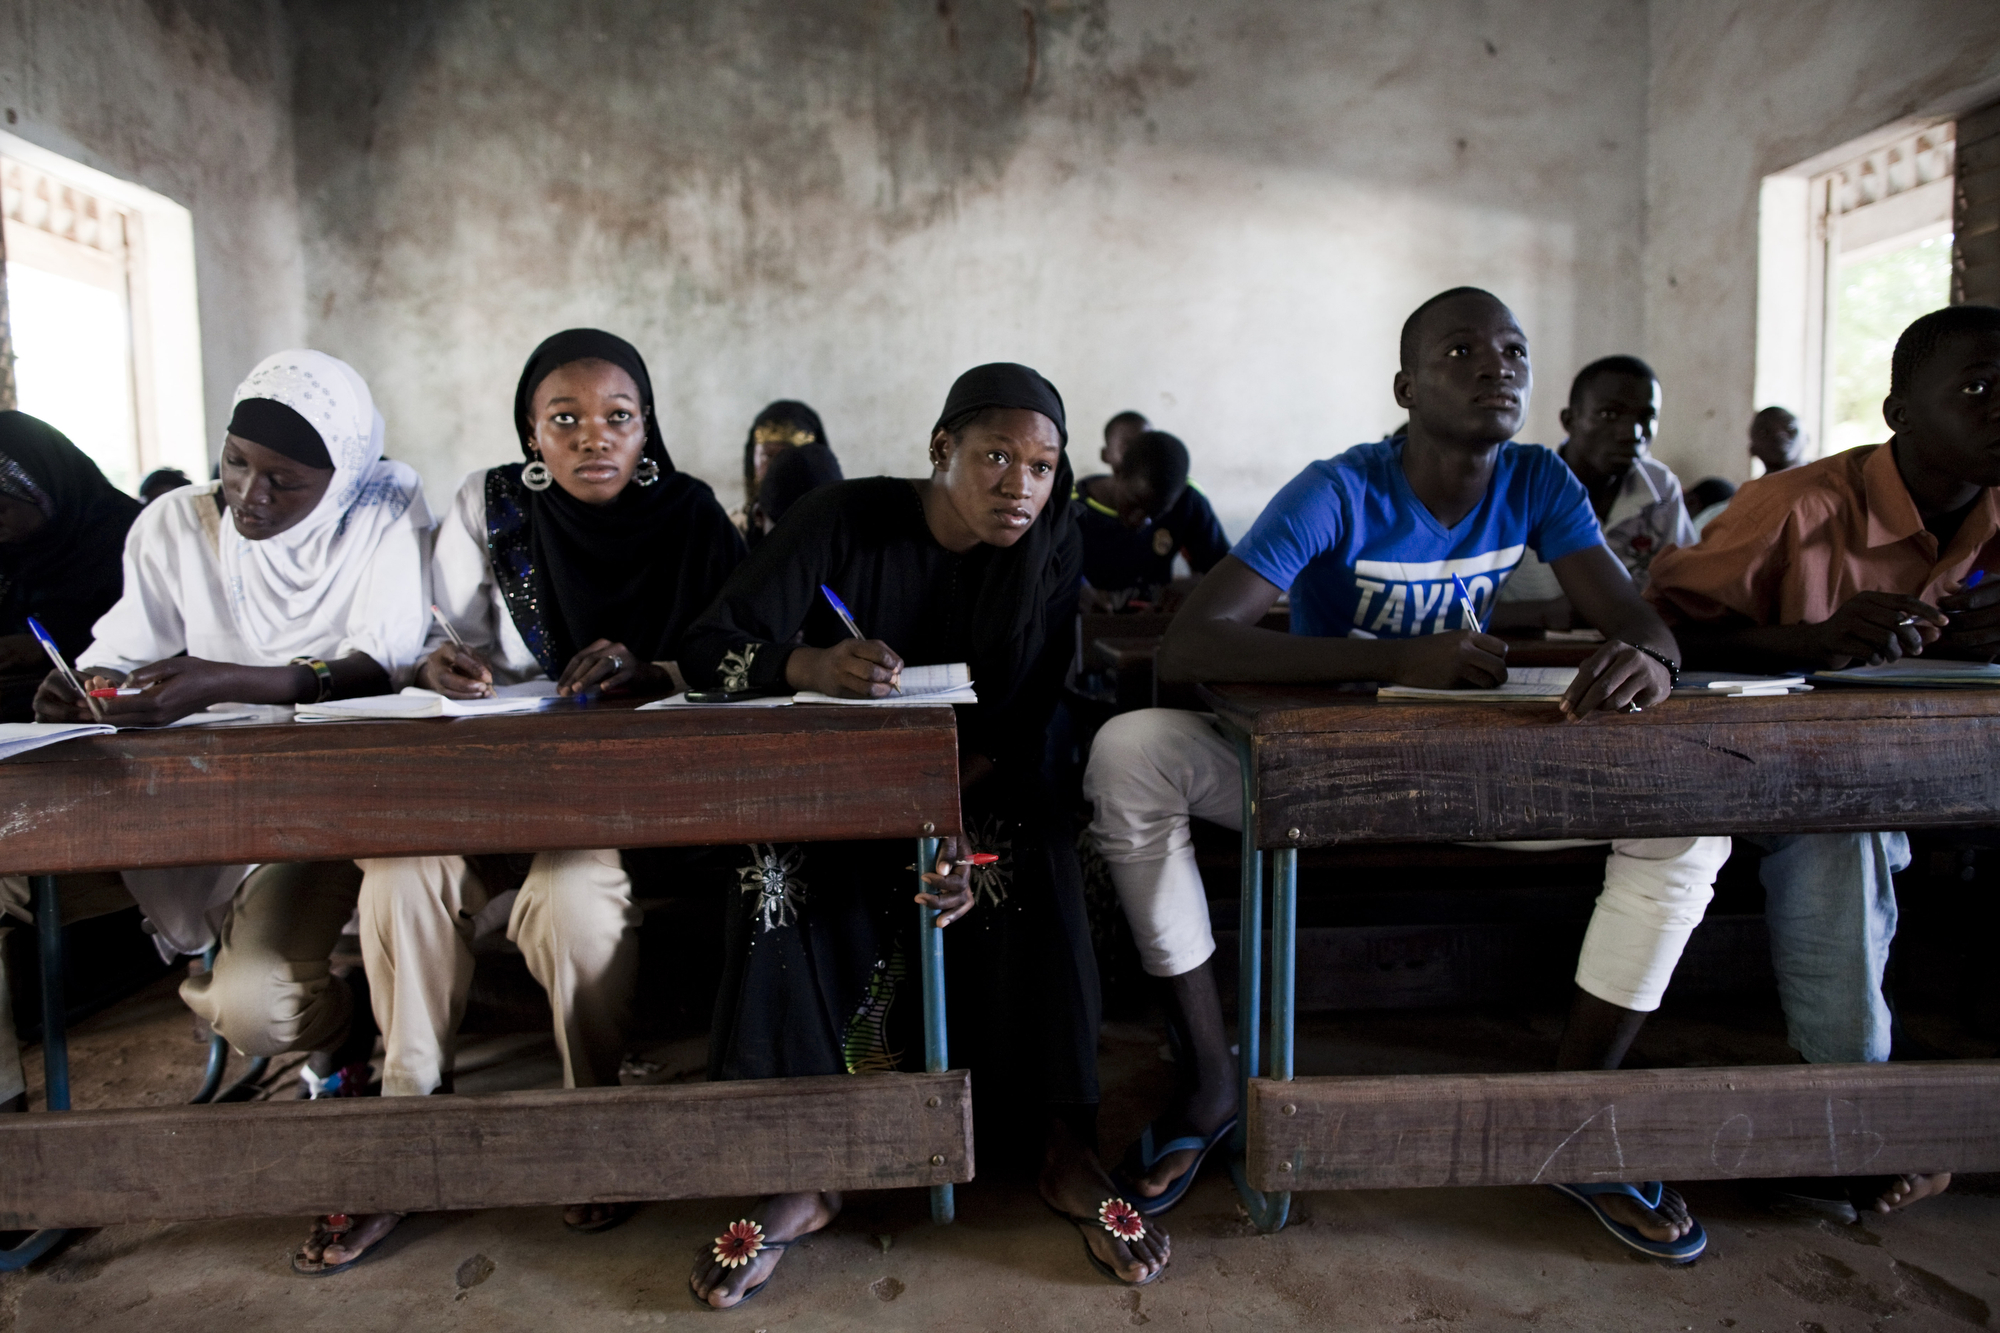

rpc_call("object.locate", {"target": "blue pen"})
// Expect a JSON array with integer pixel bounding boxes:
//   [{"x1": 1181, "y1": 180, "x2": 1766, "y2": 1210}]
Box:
[
  {"x1": 1968, "y1": 570, "x2": 1986, "y2": 589},
  {"x1": 26, "y1": 616, "x2": 105, "y2": 722},
  {"x1": 1449, "y1": 574, "x2": 1484, "y2": 633},
  {"x1": 820, "y1": 585, "x2": 900, "y2": 694}
]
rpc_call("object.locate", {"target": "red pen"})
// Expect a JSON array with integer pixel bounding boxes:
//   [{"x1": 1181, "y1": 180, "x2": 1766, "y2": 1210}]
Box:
[
  {"x1": 968, "y1": 853, "x2": 999, "y2": 866},
  {"x1": 88, "y1": 687, "x2": 145, "y2": 698}
]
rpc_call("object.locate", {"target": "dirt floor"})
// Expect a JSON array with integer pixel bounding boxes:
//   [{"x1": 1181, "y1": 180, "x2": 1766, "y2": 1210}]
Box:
[{"x1": 3, "y1": 975, "x2": 1997, "y2": 1333}]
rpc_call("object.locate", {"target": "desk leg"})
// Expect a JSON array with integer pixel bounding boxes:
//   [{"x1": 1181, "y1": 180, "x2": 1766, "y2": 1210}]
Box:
[
  {"x1": 1227, "y1": 738, "x2": 1290, "y2": 1233},
  {"x1": 917, "y1": 835, "x2": 954, "y2": 1225},
  {"x1": 0, "y1": 876, "x2": 69, "y2": 1271}
]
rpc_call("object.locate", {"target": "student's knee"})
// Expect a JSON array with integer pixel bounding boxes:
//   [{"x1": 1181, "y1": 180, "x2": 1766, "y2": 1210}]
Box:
[
  {"x1": 1599, "y1": 836, "x2": 1729, "y2": 926},
  {"x1": 184, "y1": 955, "x2": 346, "y2": 1058},
  {"x1": 1084, "y1": 708, "x2": 1229, "y2": 856},
  {"x1": 511, "y1": 849, "x2": 636, "y2": 952}
]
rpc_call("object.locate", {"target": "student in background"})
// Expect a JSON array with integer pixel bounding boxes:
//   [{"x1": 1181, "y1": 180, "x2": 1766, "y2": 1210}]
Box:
[
  {"x1": 732, "y1": 400, "x2": 828, "y2": 535},
  {"x1": 1750, "y1": 405, "x2": 1808, "y2": 475},
  {"x1": 1685, "y1": 476, "x2": 1737, "y2": 533},
  {"x1": 32, "y1": 347, "x2": 431, "y2": 1147},
  {"x1": 748, "y1": 439, "x2": 842, "y2": 544},
  {"x1": 1073, "y1": 429, "x2": 1230, "y2": 610},
  {"x1": 1645, "y1": 304, "x2": 2000, "y2": 1222},
  {"x1": 1495, "y1": 356, "x2": 1696, "y2": 630},
  {"x1": 1086, "y1": 289, "x2": 1728, "y2": 1264},
  {"x1": 0, "y1": 411, "x2": 142, "y2": 719},
  {"x1": 138, "y1": 466, "x2": 194, "y2": 505},
  {"x1": 681, "y1": 364, "x2": 1168, "y2": 1303},
  {"x1": 327, "y1": 330, "x2": 745, "y2": 1272},
  {"x1": 1100, "y1": 409, "x2": 1150, "y2": 471}
]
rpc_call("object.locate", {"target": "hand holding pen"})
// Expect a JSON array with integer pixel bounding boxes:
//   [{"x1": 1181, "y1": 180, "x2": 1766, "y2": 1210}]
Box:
[
  {"x1": 1934, "y1": 568, "x2": 2000, "y2": 662},
  {"x1": 781, "y1": 585, "x2": 904, "y2": 698},
  {"x1": 25, "y1": 617, "x2": 105, "y2": 722},
  {"x1": 418, "y1": 604, "x2": 496, "y2": 698}
]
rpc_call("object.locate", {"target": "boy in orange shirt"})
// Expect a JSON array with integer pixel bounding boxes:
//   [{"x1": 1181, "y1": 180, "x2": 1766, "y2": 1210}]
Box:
[{"x1": 1646, "y1": 303, "x2": 2000, "y2": 1220}]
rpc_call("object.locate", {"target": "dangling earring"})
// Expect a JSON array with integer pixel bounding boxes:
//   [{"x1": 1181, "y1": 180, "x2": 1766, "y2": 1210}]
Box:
[
  {"x1": 521, "y1": 453, "x2": 553, "y2": 491},
  {"x1": 634, "y1": 457, "x2": 661, "y2": 487}
]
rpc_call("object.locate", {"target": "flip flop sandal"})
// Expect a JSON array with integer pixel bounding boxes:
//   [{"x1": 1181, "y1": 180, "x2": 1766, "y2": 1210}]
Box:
[
  {"x1": 1549, "y1": 1181, "x2": 1706, "y2": 1265},
  {"x1": 1046, "y1": 1196, "x2": 1167, "y2": 1287},
  {"x1": 1115, "y1": 1115, "x2": 1238, "y2": 1217},
  {"x1": 290, "y1": 1212, "x2": 404, "y2": 1277},
  {"x1": 564, "y1": 1201, "x2": 639, "y2": 1234},
  {"x1": 688, "y1": 1219, "x2": 796, "y2": 1310}
]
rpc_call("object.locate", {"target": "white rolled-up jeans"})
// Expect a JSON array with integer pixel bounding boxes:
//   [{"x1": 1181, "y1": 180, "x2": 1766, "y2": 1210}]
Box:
[{"x1": 1083, "y1": 708, "x2": 1730, "y2": 1012}]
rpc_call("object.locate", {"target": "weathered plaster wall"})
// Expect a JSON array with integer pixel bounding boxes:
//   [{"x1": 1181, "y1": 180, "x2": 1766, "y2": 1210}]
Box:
[
  {"x1": 1645, "y1": 0, "x2": 2000, "y2": 486},
  {"x1": 290, "y1": 0, "x2": 1650, "y2": 533},
  {"x1": 0, "y1": 0, "x2": 307, "y2": 456}
]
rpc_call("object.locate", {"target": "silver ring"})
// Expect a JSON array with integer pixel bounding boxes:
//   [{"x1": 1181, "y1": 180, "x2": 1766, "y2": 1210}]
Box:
[
  {"x1": 608, "y1": 655, "x2": 624, "y2": 673},
  {"x1": 1622, "y1": 702, "x2": 1643, "y2": 713}
]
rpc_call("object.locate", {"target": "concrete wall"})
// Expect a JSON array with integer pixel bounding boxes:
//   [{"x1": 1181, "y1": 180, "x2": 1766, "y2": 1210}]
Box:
[
  {"x1": 290, "y1": 0, "x2": 1651, "y2": 534},
  {"x1": 1645, "y1": 0, "x2": 2000, "y2": 486},
  {"x1": 0, "y1": 0, "x2": 307, "y2": 459}
]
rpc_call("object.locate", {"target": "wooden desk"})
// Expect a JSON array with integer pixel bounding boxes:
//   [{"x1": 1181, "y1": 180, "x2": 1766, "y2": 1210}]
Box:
[
  {"x1": 0, "y1": 704, "x2": 970, "y2": 1234},
  {"x1": 1199, "y1": 683, "x2": 2000, "y2": 1230}
]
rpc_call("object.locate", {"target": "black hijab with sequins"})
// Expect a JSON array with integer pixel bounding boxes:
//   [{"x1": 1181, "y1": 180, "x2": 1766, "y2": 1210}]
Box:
[
  {"x1": 488, "y1": 330, "x2": 743, "y2": 675},
  {"x1": 0, "y1": 411, "x2": 141, "y2": 659}
]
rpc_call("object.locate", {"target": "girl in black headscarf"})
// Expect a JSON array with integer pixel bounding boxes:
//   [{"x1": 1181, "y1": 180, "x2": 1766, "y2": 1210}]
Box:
[
  {"x1": 733, "y1": 399, "x2": 829, "y2": 534},
  {"x1": 0, "y1": 411, "x2": 141, "y2": 719},
  {"x1": 301, "y1": 331, "x2": 746, "y2": 1277},
  {"x1": 749, "y1": 439, "x2": 843, "y2": 543},
  {"x1": 682, "y1": 364, "x2": 1170, "y2": 1307}
]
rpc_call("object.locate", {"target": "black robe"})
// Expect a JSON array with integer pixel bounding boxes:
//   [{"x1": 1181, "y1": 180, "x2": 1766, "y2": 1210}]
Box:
[{"x1": 680, "y1": 477, "x2": 1099, "y2": 1117}]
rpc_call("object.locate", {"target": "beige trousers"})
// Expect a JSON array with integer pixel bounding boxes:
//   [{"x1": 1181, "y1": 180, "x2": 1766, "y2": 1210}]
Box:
[
  {"x1": 179, "y1": 860, "x2": 363, "y2": 1057},
  {"x1": 355, "y1": 849, "x2": 640, "y2": 1097}
]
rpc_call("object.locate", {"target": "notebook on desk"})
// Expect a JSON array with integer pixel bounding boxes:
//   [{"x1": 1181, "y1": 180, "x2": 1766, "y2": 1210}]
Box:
[
  {"x1": 295, "y1": 679, "x2": 559, "y2": 720},
  {"x1": 1376, "y1": 667, "x2": 1576, "y2": 702},
  {"x1": 794, "y1": 662, "x2": 978, "y2": 706}
]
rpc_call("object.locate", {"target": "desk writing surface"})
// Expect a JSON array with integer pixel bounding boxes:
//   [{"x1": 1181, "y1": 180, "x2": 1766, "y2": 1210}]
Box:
[
  {"x1": 0, "y1": 702, "x2": 962, "y2": 875},
  {"x1": 1198, "y1": 683, "x2": 2000, "y2": 847}
]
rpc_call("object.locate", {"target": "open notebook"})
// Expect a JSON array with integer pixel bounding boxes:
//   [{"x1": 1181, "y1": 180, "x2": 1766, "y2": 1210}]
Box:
[
  {"x1": 1812, "y1": 660, "x2": 2000, "y2": 688},
  {"x1": 794, "y1": 662, "x2": 977, "y2": 706},
  {"x1": 1377, "y1": 667, "x2": 1576, "y2": 702},
  {"x1": 0, "y1": 722, "x2": 117, "y2": 761},
  {"x1": 295, "y1": 679, "x2": 560, "y2": 721}
]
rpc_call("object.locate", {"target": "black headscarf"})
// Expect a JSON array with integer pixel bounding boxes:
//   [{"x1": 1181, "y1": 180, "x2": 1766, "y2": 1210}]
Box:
[
  {"x1": 930, "y1": 362, "x2": 1079, "y2": 711},
  {"x1": 494, "y1": 329, "x2": 744, "y2": 673},
  {"x1": 752, "y1": 440, "x2": 843, "y2": 542},
  {"x1": 0, "y1": 411, "x2": 142, "y2": 660},
  {"x1": 741, "y1": 400, "x2": 828, "y2": 509}
]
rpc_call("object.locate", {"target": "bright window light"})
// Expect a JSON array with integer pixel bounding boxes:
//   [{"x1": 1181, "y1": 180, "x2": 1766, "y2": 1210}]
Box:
[
  {"x1": 1825, "y1": 234, "x2": 1952, "y2": 454},
  {"x1": 5, "y1": 260, "x2": 140, "y2": 492}
]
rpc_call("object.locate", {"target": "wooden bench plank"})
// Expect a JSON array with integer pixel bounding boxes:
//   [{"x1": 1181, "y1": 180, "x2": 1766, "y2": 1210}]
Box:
[
  {"x1": 0, "y1": 1072, "x2": 971, "y2": 1229},
  {"x1": 0, "y1": 705, "x2": 961, "y2": 874},
  {"x1": 1244, "y1": 1063, "x2": 2000, "y2": 1192}
]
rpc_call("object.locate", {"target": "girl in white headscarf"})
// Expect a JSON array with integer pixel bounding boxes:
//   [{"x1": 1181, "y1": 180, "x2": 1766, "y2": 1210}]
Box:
[{"x1": 35, "y1": 349, "x2": 432, "y2": 1102}]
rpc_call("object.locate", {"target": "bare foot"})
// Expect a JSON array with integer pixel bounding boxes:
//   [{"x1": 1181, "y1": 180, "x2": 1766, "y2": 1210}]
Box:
[
  {"x1": 1865, "y1": 1172, "x2": 1951, "y2": 1213},
  {"x1": 1591, "y1": 1186, "x2": 1693, "y2": 1244},
  {"x1": 688, "y1": 1190, "x2": 839, "y2": 1310},
  {"x1": 1040, "y1": 1119, "x2": 1171, "y2": 1284},
  {"x1": 294, "y1": 1211, "x2": 402, "y2": 1274}
]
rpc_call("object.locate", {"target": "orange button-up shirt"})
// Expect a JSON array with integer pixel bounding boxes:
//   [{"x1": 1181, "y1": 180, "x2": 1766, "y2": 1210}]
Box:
[{"x1": 1645, "y1": 442, "x2": 2000, "y2": 627}]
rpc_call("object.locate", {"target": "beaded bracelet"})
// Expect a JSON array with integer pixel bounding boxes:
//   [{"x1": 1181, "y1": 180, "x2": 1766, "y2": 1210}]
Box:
[
  {"x1": 1631, "y1": 644, "x2": 1679, "y2": 688},
  {"x1": 290, "y1": 656, "x2": 334, "y2": 703}
]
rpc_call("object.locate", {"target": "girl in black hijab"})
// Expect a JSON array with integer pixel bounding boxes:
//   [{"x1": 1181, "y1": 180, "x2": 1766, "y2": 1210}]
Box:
[
  {"x1": 734, "y1": 399, "x2": 829, "y2": 533},
  {"x1": 682, "y1": 364, "x2": 1170, "y2": 1307},
  {"x1": 0, "y1": 411, "x2": 141, "y2": 720},
  {"x1": 749, "y1": 439, "x2": 843, "y2": 543},
  {"x1": 302, "y1": 331, "x2": 746, "y2": 1277}
]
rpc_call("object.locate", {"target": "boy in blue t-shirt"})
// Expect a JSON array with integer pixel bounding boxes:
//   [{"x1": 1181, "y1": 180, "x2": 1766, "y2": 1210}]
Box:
[{"x1": 1084, "y1": 288, "x2": 1728, "y2": 1263}]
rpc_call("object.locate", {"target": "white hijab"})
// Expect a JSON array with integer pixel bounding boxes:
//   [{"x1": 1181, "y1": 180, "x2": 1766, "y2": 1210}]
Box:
[{"x1": 218, "y1": 350, "x2": 430, "y2": 670}]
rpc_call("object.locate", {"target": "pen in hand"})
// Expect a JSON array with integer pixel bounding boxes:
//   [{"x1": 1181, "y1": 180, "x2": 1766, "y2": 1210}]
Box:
[
  {"x1": 431, "y1": 604, "x2": 493, "y2": 696},
  {"x1": 1449, "y1": 574, "x2": 1484, "y2": 633},
  {"x1": 820, "y1": 584, "x2": 900, "y2": 695},
  {"x1": 26, "y1": 616, "x2": 104, "y2": 722}
]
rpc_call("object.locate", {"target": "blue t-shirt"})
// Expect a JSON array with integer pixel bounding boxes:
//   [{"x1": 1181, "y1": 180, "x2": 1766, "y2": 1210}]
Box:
[{"x1": 1233, "y1": 438, "x2": 1604, "y2": 638}]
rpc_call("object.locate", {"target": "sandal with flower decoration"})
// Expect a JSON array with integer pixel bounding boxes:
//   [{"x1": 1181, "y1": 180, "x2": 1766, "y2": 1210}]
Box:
[
  {"x1": 688, "y1": 1218, "x2": 797, "y2": 1310},
  {"x1": 1047, "y1": 1196, "x2": 1164, "y2": 1287},
  {"x1": 290, "y1": 1211, "x2": 404, "y2": 1277}
]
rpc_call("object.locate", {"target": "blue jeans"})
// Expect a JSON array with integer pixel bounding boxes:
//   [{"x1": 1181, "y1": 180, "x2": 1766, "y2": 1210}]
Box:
[{"x1": 1747, "y1": 831, "x2": 1909, "y2": 1064}]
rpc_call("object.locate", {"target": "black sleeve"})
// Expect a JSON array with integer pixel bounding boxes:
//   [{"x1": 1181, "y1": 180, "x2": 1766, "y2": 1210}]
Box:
[
  {"x1": 1178, "y1": 487, "x2": 1232, "y2": 574},
  {"x1": 965, "y1": 523, "x2": 1081, "y2": 773},
  {"x1": 679, "y1": 484, "x2": 846, "y2": 691}
]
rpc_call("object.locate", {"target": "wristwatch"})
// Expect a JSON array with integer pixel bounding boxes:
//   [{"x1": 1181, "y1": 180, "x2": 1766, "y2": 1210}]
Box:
[
  {"x1": 1631, "y1": 644, "x2": 1679, "y2": 688},
  {"x1": 291, "y1": 656, "x2": 334, "y2": 703}
]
